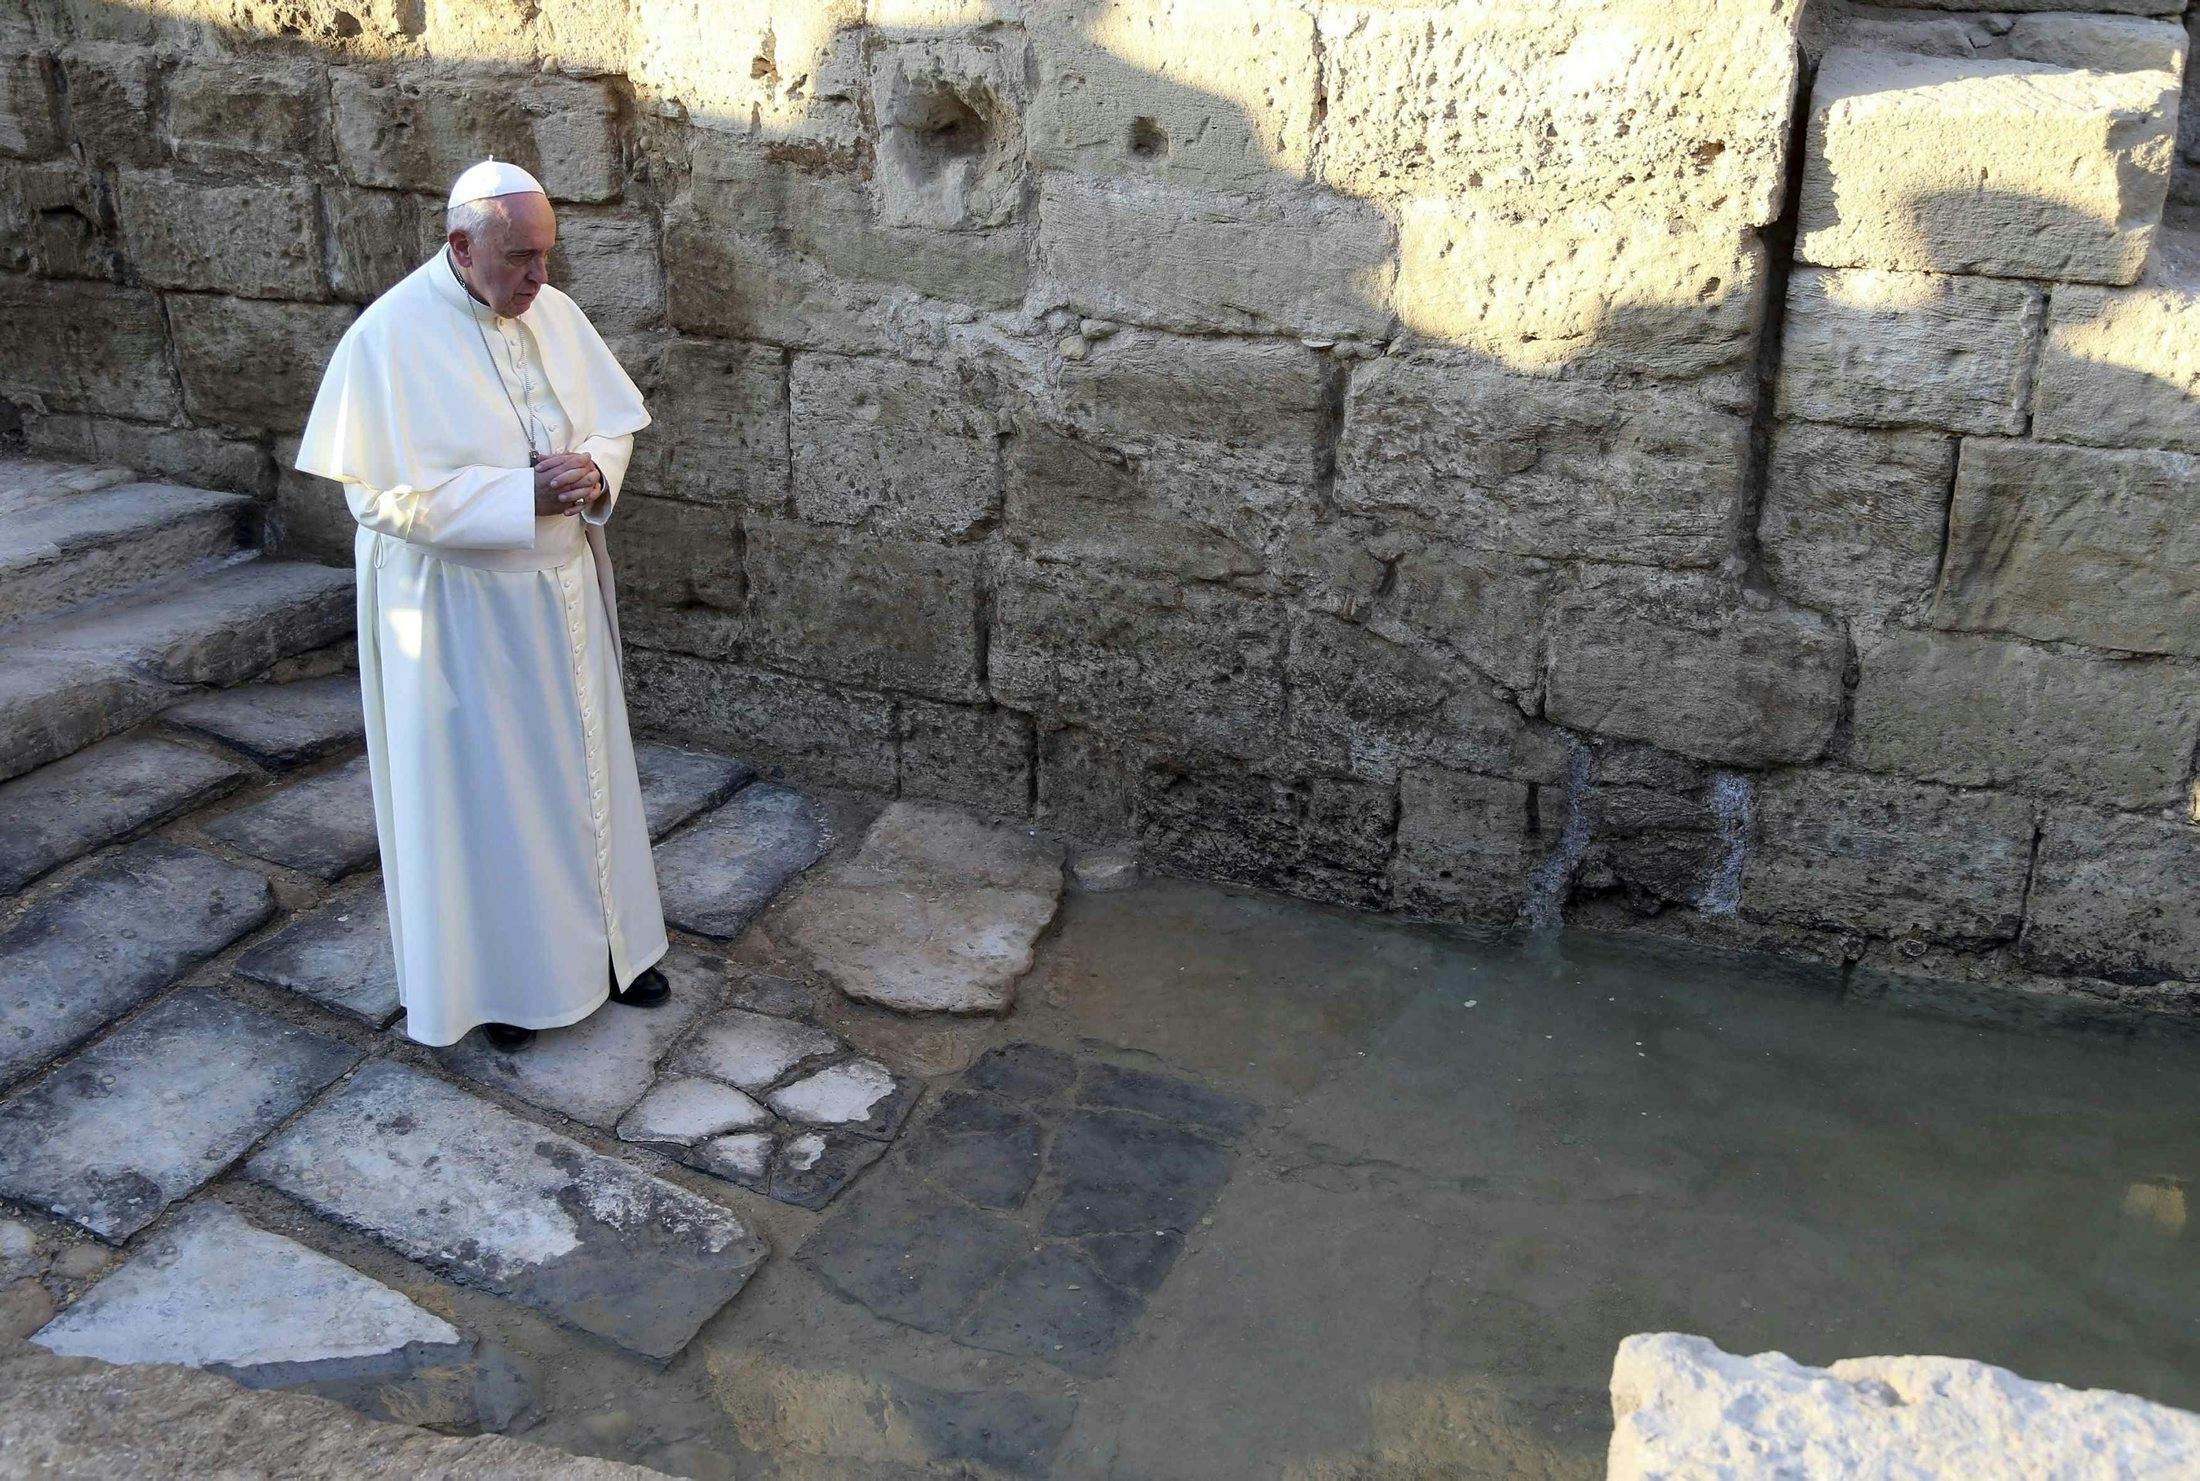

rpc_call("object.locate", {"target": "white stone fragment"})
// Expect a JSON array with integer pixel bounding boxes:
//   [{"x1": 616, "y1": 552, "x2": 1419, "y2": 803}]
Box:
[
  {"x1": 699, "y1": 1132, "x2": 774, "y2": 1181},
  {"x1": 669, "y1": 1009, "x2": 841, "y2": 1090},
  {"x1": 767, "y1": 1059, "x2": 896, "y2": 1127},
  {"x1": 617, "y1": 1076, "x2": 771, "y2": 1146}
]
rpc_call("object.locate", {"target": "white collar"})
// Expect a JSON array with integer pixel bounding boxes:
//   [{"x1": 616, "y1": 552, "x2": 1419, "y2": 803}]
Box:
[{"x1": 434, "y1": 244, "x2": 514, "y2": 327}]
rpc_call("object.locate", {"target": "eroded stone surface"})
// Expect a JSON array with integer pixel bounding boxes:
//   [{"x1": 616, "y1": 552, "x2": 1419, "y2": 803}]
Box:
[
  {"x1": 655, "y1": 783, "x2": 831, "y2": 940},
  {"x1": 617, "y1": 1076, "x2": 770, "y2": 1147},
  {"x1": 0, "y1": 734, "x2": 249, "y2": 895},
  {"x1": 767, "y1": 1058, "x2": 918, "y2": 1140},
  {"x1": 233, "y1": 876, "x2": 398, "y2": 1027},
  {"x1": 778, "y1": 802, "x2": 1066, "y2": 1014},
  {"x1": 200, "y1": 755, "x2": 377, "y2": 879},
  {"x1": 163, "y1": 674, "x2": 364, "y2": 769},
  {"x1": 668, "y1": 1009, "x2": 841, "y2": 1091}
]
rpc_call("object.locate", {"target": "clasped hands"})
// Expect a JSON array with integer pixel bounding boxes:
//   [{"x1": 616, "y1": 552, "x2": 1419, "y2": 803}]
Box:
[{"x1": 532, "y1": 451, "x2": 603, "y2": 517}]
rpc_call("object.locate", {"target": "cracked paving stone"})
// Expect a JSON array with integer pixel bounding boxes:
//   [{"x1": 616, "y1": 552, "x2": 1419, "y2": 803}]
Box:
[
  {"x1": 958, "y1": 1244, "x2": 1143, "y2": 1376},
  {"x1": 0, "y1": 840, "x2": 276, "y2": 1088},
  {"x1": 893, "y1": 1378, "x2": 1075, "y2": 1477},
  {"x1": 799, "y1": 1178, "x2": 1025, "y2": 1335},
  {"x1": 725, "y1": 967, "x2": 813, "y2": 1019},
  {"x1": 433, "y1": 946, "x2": 720, "y2": 1130},
  {"x1": 1076, "y1": 1230, "x2": 1185, "y2": 1296},
  {"x1": 965, "y1": 1043, "x2": 1076, "y2": 1104},
  {"x1": 618, "y1": 1076, "x2": 771, "y2": 1148},
  {"x1": 247, "y1": 1059, "x2": 766, "y2": 1362},
  {"x1": 0, "y1": 989, "x2": 360, "y2": 1242},
  {"x1": 766, "y1": 1058, "x2": 918, "y2": 1141},
  {"x1": 234, "y1": 876, "x2": 397, "y2": 1028},
  {"x1": 767, "y1": 1129, "x2": 889, "y2": 1211},
  {"x1": 201, "y1": 755, "x2": 377, "y2": 880},
  {"x1": 1075, "y1": 1060, "x2": 1260, "y2": 1140},
  {"x1": 668, "y1": 1008, "x2": 841, "y2": 1091},
  {"x1": 654, "y1": 783, "x2": 830, "y2": 940},
  {"x1": 1038, "y1": 1109, "x2": 1232, "y2": 1239},
  {"x1": 636, "y1": 743, "x2": 754, "y2": 841},
  {"x1": 685, "y1": 1131, "x2": 775, "y2": 1186},
  {"x1": 0, "y1": 735, "x2": 251, "y2": 895},
  {"x1": 898, "y1": 1092, "x2": 1046, "y2": 1211},
  {"x1": 163, "y1": 675, "x2": 364, "y2": 769}
]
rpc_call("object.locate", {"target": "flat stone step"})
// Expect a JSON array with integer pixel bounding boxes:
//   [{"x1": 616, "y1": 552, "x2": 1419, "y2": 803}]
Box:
[
  {"x1": 654, "y1": 783, "x2": 832, "y2": 940},
  {"x1": 201, "y1": 755, "x2": 377, "y2": 880},
  {"x1": 0, "y1": 482, "x2": 253, "y2": 627},
  {"x1": 634, "y1": 743, "x2": 755, "y2": 840},
  {"x1": 233, "y1": 876, "x2": 399, "y2": 1028},
  {"x1": 0, "y1": 839, "x2": 277, "y2": 1090},
  {"x1": 164, "y1": 675, "x2": 364, "y2": 769},
  {"x1": 0, "y1": 988, "x2": 360, "y2": 1242},
  {"x1": 0, "y1": 457, "x2": 137, "y2": 514},
  {"x1": 0, "y1": 734, "x2": 253, "y2": 895},
  {"x1": 0, "y1": 558, "x2": 356, "y2": 783},
  {"x1": 247, "y1": 1058, "x2": 767, "y2": 1362}
]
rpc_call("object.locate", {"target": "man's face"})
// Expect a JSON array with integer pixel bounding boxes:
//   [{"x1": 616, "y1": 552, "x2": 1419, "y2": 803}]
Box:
[{"x1": 451, "y1": 192, "x2": 556, "y2": 317}]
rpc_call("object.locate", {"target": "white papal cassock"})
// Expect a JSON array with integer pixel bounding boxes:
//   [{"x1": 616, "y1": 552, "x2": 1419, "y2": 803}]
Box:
[{"x1": 293, "y1": 243, "x2": 667, "y2": 1047}]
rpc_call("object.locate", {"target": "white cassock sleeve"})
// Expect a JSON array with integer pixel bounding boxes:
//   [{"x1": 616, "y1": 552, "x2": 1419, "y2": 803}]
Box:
[
  {"x1": 578, "y1": 431, "x2": 635, "y2": 527},
  {"x1": 344, "y1": 463, "x2": 538, "y2": 551}
]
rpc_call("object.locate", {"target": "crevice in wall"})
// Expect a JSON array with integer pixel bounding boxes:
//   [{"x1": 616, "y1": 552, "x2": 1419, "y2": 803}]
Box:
[{"x1": 2015, "y1": 285, "x2": 2050, "y2": 439}]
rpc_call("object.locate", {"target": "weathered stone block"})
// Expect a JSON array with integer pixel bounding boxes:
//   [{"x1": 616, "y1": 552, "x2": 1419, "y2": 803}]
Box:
[
  {"x1": 1759, "y1": 421, "x2": 1956, "y2": 621},
  {"x1": 331, "y1": 70, "x2": 622, "y2": 202},
  {"x1": 2035, "y1": 236, "x2": 2200, "y2": 455},
  {"x1": 29, "y1": 415, "x2": 266, "y2": 496},
  {"x1": 1285, "y1": 613, "x2": 1532, "y2": 785},
  {"x1": 55, "y1": 44, "x2": 156, "y2": 167},
  {"x1": 629, "y1": 0, "x2": 865, "y2": 149},
  {"x1": 324, "y1": 186, "x2": 446, "y2": 304},
  {"x1": 647, "y1": 337, "x2": 788, "y2": 510},
  {"x1": 1933, "y1": 438, "x2": 2199, "y2": 658},
  {"x1": 1798, "y1": 47, "x2": 2176, "y2": 284},
  {"x1": 990, "y1": 561, "x2": 1286, "y2": 761},
  {"x1": 169, "y1": 296, "x2": 356, "y2": 433},
  {"x1": 1547, "y1": 576, "x2": 1848, "y2": 767},
  {"x1": 116, "y1": 172, "x2": 325, "y2": 300},
  {"x1": 1852, "y1": 629, "x2": 2200, "y2": 809},
  {"x1": 1388, "y1": 767, "x2": 1534, "y2": 923},
  {"x1": 165, "y1": 55, "x2": 331, "y2": 171},
  {"x1": 1035, "y1": 724, "x2": 1142, "y2": 838},
  {"x1": 2003, "y1": 14, "x2": 2189, "y2": 72},
  {"x1": 899, "y1": 700, "x2": 1030, "y2": 817},
  {"x1": 606, "y1": 494, "x2": 743, "y2": 660},
  {"x1": 789, "y1": 352, "x2": 1001, "y2": 540},
  {"x1": 0, "y1": 159, "x2": 115, "y2": 280},
  {"x1": 746, "y1": 518, "x2": 983, "y2": 702},
  {"x1": 870, "y1": 32, "x2": 1027, "y2": 230},
  {"x1": 1337, "y1": 358, "x2": 1747, "y2": 568},
  {"x1": 1742, "y1": 771, "x2": 2035, "y2": 945},
  {"x1": 1139, "y1": 760, "x2": 1393, "y2": 908},
  {"x1": 0, "y1": 275, "x2": 178, "y2": 419},
  {"x1": 0, "y1": 48, "x2": 60, "y2": 158},
  {"x1": 548, "y1": 210, "x2": 663, "y2": 338},
  {"x1": 628, "y1": 650, "x2": 896, "y2": 791},
  {"x1": 1775, "y1": 268, "x2": 2040, "y2": 435},
  {"x1": 2022, "y1": 809, "x2": 2200, "y2": 982},
  {"x1": 0, "y1": 735, "x2": 248, "y2": 894},
  {"x1": 1033, "y1": 173, "x2": 1394, "y2": 340}
]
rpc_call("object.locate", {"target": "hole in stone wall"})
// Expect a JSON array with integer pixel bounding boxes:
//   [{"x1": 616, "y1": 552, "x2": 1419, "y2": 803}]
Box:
[
  {"x1": 1128, "y1": 116, "x2": 1167, "y2": 159},
  {"x1": 906, "y1": 86, "x2": 990, "y2": 162}
]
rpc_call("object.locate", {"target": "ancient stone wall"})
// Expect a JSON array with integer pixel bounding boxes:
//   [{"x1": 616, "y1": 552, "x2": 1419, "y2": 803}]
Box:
[{"x1": 2, "y1": 0, "x2": 2194, "y2": 1013}]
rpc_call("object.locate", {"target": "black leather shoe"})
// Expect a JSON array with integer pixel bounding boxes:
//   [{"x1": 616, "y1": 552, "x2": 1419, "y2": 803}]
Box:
[
  {"x1": 483, "y1": 1022, "x2": 535, "y2": 1051},
  {"x1": 610, "y1": 964, "x2": 670, "y2": 1008}
]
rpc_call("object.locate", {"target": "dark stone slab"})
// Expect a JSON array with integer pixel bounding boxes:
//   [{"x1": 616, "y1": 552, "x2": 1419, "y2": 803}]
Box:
[
  {"x1": 0, "y1": 734, "x2": 251, "y2": 894},
  {"x1": 655, "y1": 783, "x2": 831, "y2": 940},
  {"x1": 767, "y1": 1129, "x2": 889, "y2": 1211},
  {"x1": 0, "y1": 990, "x2": 360, "y2": 1242},
  {"x1": 234, "y1": 876, "x2": 398, "y2": 1027},
  {"x1": 1075, "y1": 1060, "x2": 1261, "y2": 1140},
  {"x1": 799, "y1": 1179, "x2": 1024, "y2": 1334},
  {"x1": 958, "y1": 1244, "x2": 1143, "y2": 1375},
  {"x1": 247, "y1": 1059, "x2": 766, "y2": 1361},
  {"x1": 1077, "y1": 1230, "x2": 1185, "y2": 1296},
  {"x1": 899, "y1": 1092, "x2": 1046, "y2": 1210},
  {"x1": 636, "y1": 743, "x2": 754, "y2": 841},
  {"x1": 965, "y1": 1043, "x2": 1076, "y2": 1104},
  {"x1": 200, "y1": 756, "x2": 377, "y2": 879},
  {"x1": 1038, "y1": 1109, "x2": 1232, "y2": 1238},
  {"x1": 0, "y1": 839, "x2": 276, "y2": 1088},
  {"x1": 896, "y1": 1379, "x2": 1075, "y2": 1477},
  {"x1": 725, "y1": 967, "x2": 813, "y2": 1019},
  {"x1": 163, "y1": 675, "x2": 364, "y2": 769}
]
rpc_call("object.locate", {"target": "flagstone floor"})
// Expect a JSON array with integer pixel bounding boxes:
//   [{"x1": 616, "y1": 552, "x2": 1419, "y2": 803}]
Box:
[{"x1": 4, "y1": 669, "x2": 2200, "y2": 1478}]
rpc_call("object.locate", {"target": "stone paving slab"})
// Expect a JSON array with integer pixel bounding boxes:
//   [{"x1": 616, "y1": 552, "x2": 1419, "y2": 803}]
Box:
[
  {"x1": 0, "y1": 989, "x2": 360, "y2": 1242},
  {"x1": 164, "y1": 674, "x2": 365, "y2": 769},
  {"x1": 0, "y1": 482, "x2": 249, "y2": 627},
  {"x1": 0, "y1": 647, "x2": 184, "y2": 783},
  {"x1": 247, "y1": 1059, "x2": 767, "y2": 1361},
  {"x1": 201, "y1": 755, "x2": 377, "y2": 879},
  {"x1": 635, "y1": 743, "x2": 754, "y2": 840},
  {"x1": 0, "y1": 839, "x2": 276, "y2": 1088},
  {"x1": 654, "y1": 783, "x2": 831, "y2": 940},
  {"x1": 0, "y1": 734, "x2": 250, "y2": 894},
  {"x1": 233, "y1": 876, "x2": 399, "y2": 1027},
  {"x1": 777, "y1": 802, "x2": 1065, "y2": 1014},
  {"x1": 43, "y1": 558, "x2": 354, "y2": 690}
]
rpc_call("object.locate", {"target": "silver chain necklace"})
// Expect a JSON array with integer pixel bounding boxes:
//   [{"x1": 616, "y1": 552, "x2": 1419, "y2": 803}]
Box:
[{"x1": 448, "y1": 246, "x2": 544, "y2": 467}]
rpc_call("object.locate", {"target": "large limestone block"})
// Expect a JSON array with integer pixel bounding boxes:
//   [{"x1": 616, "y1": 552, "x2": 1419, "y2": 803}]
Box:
[
  {"x1": 1775, "y1": 267, "x2": 2040, "y2": 435},
  {"x1": 1545, "y1": 577, "x2": 1847, "y2": 767},
  {"x1": 168, "y1": 295, "x2": 355, "y2": 432},
  {"x1": 1338, "y1": 358, "x2": 1748, "y2": 569},
  {"x1": 644, "y1": 336, "x2": 788, "y2": 509},
  {"x1": 898, "y1": 699, "x2": 1030, "y2": 817},
  {"x1": 1870, "y1": 0, "x2": 2181, "y2": 16},
  {"x1": 1393, "y1": 203, "x2": 1764, "y2": 380},
  {"x1": 0, "y1": 158, "x2": 115, "y2": 280},
  {"x1": 629, "y1": 0, "x2": 865, "y2": 148},
  {"x1": 0, "y1": 275, "x2": 178, "y2": 419},
  {"x1": 27, "y1": 415, "x2": 264, "y2": 497},
  {"x1": 789, "y1": 351, "x2": 1001, "y2": 540},
  {"x1": 1852, "y1": 628, "x2": 2200, "y2": 809},
  {"x1": 421, "y1": 0, "x2": 630, "y2": 72},
  {"x1": 1387, "y1": 766, "x2": 1535, "y2": 924},
  {"x1": 116, "y1": 171, "x2": 325, "y2": 300},
  {"x1": 606, "y1": 495, "x2": 743, "y2": 660},
  {"x1": 1139, "y1": 758, "x2": 1394, "y2": 907},
  {"x1": 2021, "y1": 808, "x2": 2200, "y2": 982},
  {"x1": 1741, "y1": 770, "x2": 2035, "y2": 944},
  {"x1": 164, "y1": 55, "x2": 331, "y2": 171},
  {"x1": 870, "y1": 32, "x2": 1028, "y2": 230},
  {"x1": 2035, "y1": 233, "x2": 2200, "y2": 454},
  {"x1": 1798, "y1": 47, "x2": 2176, "y2": 284},
  {"x1": 323, "y1": 184, "x2": 447, "y2": 303},
  {"x1": 629, "y1": 650, "x2": 896, "y2": 791},
  {"x1": 549, "y1": 210, "x2": 664, "y2": 337},
  {"x1": 1933, "y1": 438, "x2": 2199, "y2": 658},
  {"x1": 1319, "y1": 2, "x2": 1802, "y2": 228},
  {"x1": 331, "y1": 69, "x2": 622, "y2": 202},
  {"x1": 55, "y1": 43, "x2": 157, "y2": 168},
  {"x1": 2003, "y1": 14, "x2": 2190, "y2": 72},
  {"x1": 1033, "y1": 173, "x2": 1395, "y2": 340},
  {"x1": 1609, "y1": 1333, "x2": 2200, "y2": 1480},
  {"x1": 1759, "y1": 421, "x2": 1957, "y2": 621},
  {"x1": 1284, "y1": 613, "x2": 1534, "y2": 786},
  {"x1": 1025, "y1": 0, "x2": 1317, "y2": 192},
  {"x1": 989, "y1": 560, "x2": 1287, "y2": 762},
  {"x1": 745, "y1": 518, "x2": 985, "y2": 703},
  {"x1": 0, "y1": 48, "x2": 61, "y2": 158}
]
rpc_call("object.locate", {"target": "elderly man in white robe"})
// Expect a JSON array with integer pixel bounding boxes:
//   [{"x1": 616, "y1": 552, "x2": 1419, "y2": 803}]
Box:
[{"x1": 295, "y1": 158, "x2": 670, "y2": 1052}]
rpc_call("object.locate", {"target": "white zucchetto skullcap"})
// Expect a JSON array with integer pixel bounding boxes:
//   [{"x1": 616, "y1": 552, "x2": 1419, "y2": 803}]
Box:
[{"x1": 446, "y1": 157, "x2": 547, "y2": 210}]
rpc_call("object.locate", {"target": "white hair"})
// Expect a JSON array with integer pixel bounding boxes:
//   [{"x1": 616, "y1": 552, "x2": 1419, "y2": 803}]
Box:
[{"x1": 446, "y1": 195, "x2": 514, "y2": 247}]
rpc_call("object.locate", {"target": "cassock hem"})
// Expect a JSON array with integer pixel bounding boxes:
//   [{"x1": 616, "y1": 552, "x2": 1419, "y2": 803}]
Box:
[
  {"x1": 614, "y1": 938, "x2": 670, "y2": 993},
  {"x1": 400, "y1": 981, "x2": 613, "y2": 1048}
]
